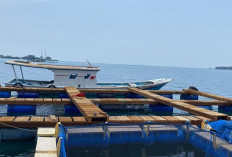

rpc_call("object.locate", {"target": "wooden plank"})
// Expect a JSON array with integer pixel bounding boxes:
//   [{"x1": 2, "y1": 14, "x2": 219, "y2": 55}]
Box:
[
  {"x1": 0, "y1": 87, "x2": 185, "y2": 95},
  {"x1": 139, "y1": 116, "x2": 154, "y2": 121},
  {"x1": 65, "y1": 87, "x2": 108, "y2": 123},
  {"x1": 173, "y1": 116, "x2": 189, "y2": 121},
  {"x1": 195, "y1": 116, "x2": 213, "y2": 122},
  {"x1": 0, "y1": 116, "x2": 15, "y2": 122},
  {"x1": 150, "y1": 116, "x2": 167, "y2": 123},
  {"x1": 45, "y1": 116, "x2": 58, "y2": 122},
  {"x1": 162, "y1": 116, "x2": 183, "y2": 124},
  {"x1": 115, "y1": 116, "x2": 132, "y2": 123},
  {"x1": 0, "y1": 115, "x2": 218, "y2": 128},
  {"x1": 108, "y1": 116, "x2": 118, "y2": 123},
  {"x1": 0, "y1": 87, "x2": 64, "y2": 93},
  {"x1": 14, "y1": 116, "x2": 30, "y2": 122},
  {"x1": 183, "y1": 89, "x2": 232, "y2": 102},
  {"x1": 59, "y1": 117, "x2": 73, "y2": 122},
  {"x1": 36, "y1": 137, "x2": 57, "y2": 153},
  {"x1": 128, "y1": 88, "x2": 228, "y2": 121},
  {"x1": 177, "y1": 100, "x2": 231, "y2": 106},
  {"x1": 128, "y1": 116, "x2": 144, "y2": 122},
  {"x1": 1, "y1": 98, "x2": 231, "y2": 106},
  {"x1": 30, "y1": 117, "x2": 44, "y2": 122},
  {"x1": 72, "y1": 117, "x2": 87, "y2": 125}
]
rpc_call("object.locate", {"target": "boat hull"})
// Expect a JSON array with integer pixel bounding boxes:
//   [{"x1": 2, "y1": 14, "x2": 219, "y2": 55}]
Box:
[{"x1": 5, "y1": 78, "x2": 172, "y2": 90}]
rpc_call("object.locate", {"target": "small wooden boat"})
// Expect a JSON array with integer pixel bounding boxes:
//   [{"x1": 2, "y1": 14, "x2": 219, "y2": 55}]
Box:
[{"x1": 4, "y1": 60, "x2": 172, "y2": 89}]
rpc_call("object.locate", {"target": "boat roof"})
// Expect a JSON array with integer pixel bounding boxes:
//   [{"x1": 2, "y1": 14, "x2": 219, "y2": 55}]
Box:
[{"x1": 5, "y1": 60, "x2": 100, "y2": 71}]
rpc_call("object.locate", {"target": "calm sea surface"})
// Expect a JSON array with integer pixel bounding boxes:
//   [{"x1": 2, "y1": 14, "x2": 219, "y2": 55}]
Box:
[{"x1": 0, "y1": 59, "x2": 231, "y2": 156}]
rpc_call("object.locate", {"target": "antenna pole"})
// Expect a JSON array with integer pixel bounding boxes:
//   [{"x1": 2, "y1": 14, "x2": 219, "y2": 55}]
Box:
[{"x1": 86, "y1": 59, "x2": 93, "y2": 67}]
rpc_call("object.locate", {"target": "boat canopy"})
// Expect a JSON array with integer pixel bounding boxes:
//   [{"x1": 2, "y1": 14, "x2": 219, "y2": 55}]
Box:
[{"x1": 5, "y1": 60, "x2": 100, "y2": 71}]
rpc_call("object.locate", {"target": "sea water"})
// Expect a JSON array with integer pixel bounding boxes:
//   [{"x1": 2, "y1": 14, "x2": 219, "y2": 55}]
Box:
[{"x1": 0, "y1": 59, "x2": 232, "y2": 156}]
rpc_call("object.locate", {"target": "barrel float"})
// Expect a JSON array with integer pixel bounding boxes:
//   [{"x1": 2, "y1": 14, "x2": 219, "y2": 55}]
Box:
[
  {"x1": 180, "y1": 94, "x2": 198, "y2": 100},
  {"x1": 59, "y1": 93, "x2": 69, "y2": 98},
  {"x1": 0, "y1": 92, "x2": 11, "y2": 98},
  {"x1": 7, "y1": 92, "x2": 39, "y2": 113},
  {"x1": 64, "y1": 105, "x2": 80, "y2": 113},
  {"x1": 180, "y1": 86, "x2": 199, "y2": 100},
  {"x1": 149, "y1": 94, "x2": 173, "y2": 112},
  {"x1": 18, "y1": 92, "x2": 39, "y2": 98},
  {"x1": 125, "y1": 93, "x2": 144, "y2": 99}
]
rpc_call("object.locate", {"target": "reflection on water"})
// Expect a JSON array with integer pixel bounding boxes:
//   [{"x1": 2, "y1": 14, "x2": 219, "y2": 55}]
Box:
[
  {"x1": 0, "y1": 140, "x2": 35, "y2": 157},
  {"x1": 67, "y1": 143, "x2": 205, "y2": 157}
]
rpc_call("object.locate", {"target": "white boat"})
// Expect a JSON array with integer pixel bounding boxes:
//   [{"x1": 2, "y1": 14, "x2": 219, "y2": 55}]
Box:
[{"x1": 4, "y1": 60, "x2": 172, "y2": 90}]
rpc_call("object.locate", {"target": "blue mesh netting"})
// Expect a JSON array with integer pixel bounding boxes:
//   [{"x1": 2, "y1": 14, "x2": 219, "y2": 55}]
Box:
[{"x1": 61, "y1": 121, "x2": 232, "y2": 157}]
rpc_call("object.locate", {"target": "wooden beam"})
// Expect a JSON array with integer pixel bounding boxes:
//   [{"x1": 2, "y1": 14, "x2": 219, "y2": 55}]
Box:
[
  {"x1": 128, "y1": 88, "x2": 228, "y2": 121},
  {"x1": 183, "y1": 89, "x2": 232, "y2": 103},
  {"x1": 65, "y1": 87, "x2": 108, "y2": 123},
  {"x1": 0, "y1": 97, "x2": 230, "y2": 106},
  {"x1": 0, "y1": 87, "x2": 185, "y2": 95},
  {"x1": 0, "y1": 115, "x2": 215, "y2": 128}
]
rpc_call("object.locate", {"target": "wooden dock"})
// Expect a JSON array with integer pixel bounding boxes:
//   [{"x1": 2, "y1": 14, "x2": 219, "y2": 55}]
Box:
[
  {"x1": 0, "y1": 86, "x2": 232, "y2": 125},
  {"x1": 65, "y1": 87, "x2": 109, "y2": 123}
]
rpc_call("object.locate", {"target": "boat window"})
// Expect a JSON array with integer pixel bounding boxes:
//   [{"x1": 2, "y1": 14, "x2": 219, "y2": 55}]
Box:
[
  {"x1": 69, "y1": 73, "x2": 78, "y2": 79},
  {"x1": 84, "y1": 74, "x2": 91, "y2": 79}
]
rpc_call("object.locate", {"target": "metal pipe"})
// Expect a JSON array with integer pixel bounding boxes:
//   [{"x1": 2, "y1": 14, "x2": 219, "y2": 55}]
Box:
[
  {"x1": 20, "y1": 66, "x2": 24, "y2": 81},
  {"x1": 12, "y1": 65, "x2": 18, "y2": 81}
]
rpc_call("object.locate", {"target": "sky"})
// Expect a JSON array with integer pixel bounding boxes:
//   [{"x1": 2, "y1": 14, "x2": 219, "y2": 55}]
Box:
[{"x1": 0, "y1": 0, "x2": 232, "y2": 68}]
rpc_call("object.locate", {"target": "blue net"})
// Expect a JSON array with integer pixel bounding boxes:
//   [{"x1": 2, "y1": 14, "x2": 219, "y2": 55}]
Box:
[{"x1": 63, "y1": 121, "x2": 232, "y2": 157}]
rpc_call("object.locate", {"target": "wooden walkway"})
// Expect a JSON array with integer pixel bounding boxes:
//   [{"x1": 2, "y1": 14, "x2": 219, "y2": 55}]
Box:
[
  {"x1": 0, "y1": 115, "x2": 215, "y2": 128},
  {"x1": 0, "y1": 87, "x2": 185, "y2": 94},
  {"x1": 1, "y1": 86, "x2": 232, "y2": 124},
  {"x1": 128, "y1": 88, "x2": 228, "y2": 121},
  {"x1": 0, "y1": 98, "x2": 230, "y2": 106},
  {"x1": 65, "y1": 87, "x2": 109, "y2": 123}
]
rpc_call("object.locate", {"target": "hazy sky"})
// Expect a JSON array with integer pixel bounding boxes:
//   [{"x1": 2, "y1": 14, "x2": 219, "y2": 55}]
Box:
[{"x1": 0, "y1": 0, "x2": 231, "y2": 68}]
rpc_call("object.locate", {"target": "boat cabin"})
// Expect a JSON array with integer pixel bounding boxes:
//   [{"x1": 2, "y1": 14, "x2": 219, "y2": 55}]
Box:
[{"x1": 5, "y1": 60, "x2": 100, "y2": 88}]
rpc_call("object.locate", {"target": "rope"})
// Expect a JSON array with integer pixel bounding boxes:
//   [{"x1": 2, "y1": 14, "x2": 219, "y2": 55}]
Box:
[{"x1": 0, "y1": 122, "x2": 36, "y2": 132}]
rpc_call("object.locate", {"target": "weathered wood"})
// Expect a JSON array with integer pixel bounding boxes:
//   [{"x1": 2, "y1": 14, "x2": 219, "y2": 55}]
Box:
[
  {"x1": 128, "y1": 88, "x2": 228, "y2": 121},
  {"x1": 0, "y1": 116, "x2": 15, "y2": 122},
  {"x1": 0, "y1": 115, "x2": 213, "y2": 128},
  {"x1": 65, "y1": 87, "x2": 108, "y2": 123},
  {"x1": 36, "y1": 137, "x2": 57, "y2": 153},
  {"x1": 0, "y1": 87, "x2": 65, "y2": 93},
  {"x1": 128, "y1": 116, "x2": 144, "y2": 122},
  {"x1": 1, "y1": 98, "x2": 230, "y2": 106},
  {"x1": 0, "y1": 87, "x2": 185, "y2": 95},
  {"x1": 183, "y1": 89, "x2": 232, "y2": 103},
  {"x1": 58, "y1": 117, "x2": 73, "y2": 123},
  {"x1": 30, "y1": 117, "x2": 44, "y2": 122},
  {"x1": 14, "y1": 116, "x2": 30, "y2": 122}
]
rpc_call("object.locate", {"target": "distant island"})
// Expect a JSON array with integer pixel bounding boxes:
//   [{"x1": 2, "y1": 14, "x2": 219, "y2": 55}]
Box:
[
  {"x1": 0, "y1": 54, "x2": 58, "y2": 62},
  {"x1": 215, "y1": 66, "x2": 232, "y2": 70}
]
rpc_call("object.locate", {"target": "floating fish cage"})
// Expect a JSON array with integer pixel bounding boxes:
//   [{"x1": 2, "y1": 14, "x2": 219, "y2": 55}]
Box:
[
  {"x1": 0, "y1": 89, "x2": 200, "y2": 114},
  {"x1": 35, "y1": 122, "x2": 232, "y2": 157},
  {"x1": 0, "y1": 87, "x2": 232, "y2": 156}
]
